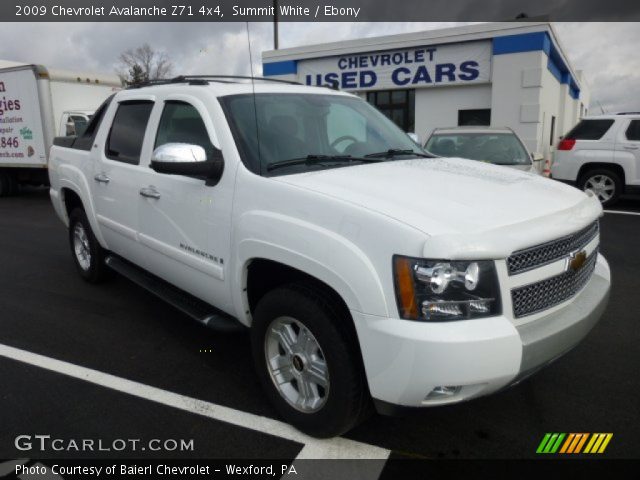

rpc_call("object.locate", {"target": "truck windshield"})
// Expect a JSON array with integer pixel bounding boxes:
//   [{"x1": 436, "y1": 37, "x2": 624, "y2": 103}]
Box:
[{"x1": 220, "y1": 93, "x2": 428, "y2": 176}]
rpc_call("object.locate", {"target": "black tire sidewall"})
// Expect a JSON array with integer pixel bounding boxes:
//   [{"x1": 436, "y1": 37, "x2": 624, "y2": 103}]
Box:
[
  {"x1": 251, "y1": 286, "x2": 367, "y2": 438},
  {"x1": 0, "y1": 172, "x2": 10, "y2": 197},
  {"x1": 579, "y1": 169, "x2": 621, "y2": 207}
]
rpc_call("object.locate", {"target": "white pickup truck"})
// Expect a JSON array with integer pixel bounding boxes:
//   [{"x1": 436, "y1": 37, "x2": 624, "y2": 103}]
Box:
[{"x1": 49, "y1": 76, "x2": 611, "y2": 438}]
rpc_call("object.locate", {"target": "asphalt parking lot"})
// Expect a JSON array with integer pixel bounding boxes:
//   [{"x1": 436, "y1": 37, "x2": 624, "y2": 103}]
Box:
[{"x1": 1, "y1": 188, "x2": 639, "y2": 468}]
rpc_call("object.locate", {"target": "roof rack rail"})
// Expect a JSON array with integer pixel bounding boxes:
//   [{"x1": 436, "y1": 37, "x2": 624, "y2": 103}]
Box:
[
  {"x1": 616, "y1": 112, "x2": 640, "y2": 115},
  {"x1": 126, "y1": 75, "x2": 302, "y2": 89}
]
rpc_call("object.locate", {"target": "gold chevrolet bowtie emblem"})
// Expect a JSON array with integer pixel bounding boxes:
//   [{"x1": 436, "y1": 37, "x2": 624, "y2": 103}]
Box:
[{"x1": 566, "y1": 250, "x2": 587, "y2": 272}]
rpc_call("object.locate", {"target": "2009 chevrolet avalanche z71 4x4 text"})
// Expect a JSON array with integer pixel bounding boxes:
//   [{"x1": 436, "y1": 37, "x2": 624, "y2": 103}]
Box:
[{"x1": 49, "y1": 76, "x2": 610, "y2": 438}]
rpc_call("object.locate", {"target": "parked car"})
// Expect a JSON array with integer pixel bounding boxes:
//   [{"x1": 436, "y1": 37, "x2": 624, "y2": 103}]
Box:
[
  {"x1": 552, "y1": 113, "x2": 640, "y2": 207},
  {"x1": 424, "y1": 127, "x2": 543, "y2": 173},
  {"x1": 49, "y1": 76, "x2": 610, "y2": 438},
  {"x1": 0, "y1": 64, "x2": 121, "y2": 196}
]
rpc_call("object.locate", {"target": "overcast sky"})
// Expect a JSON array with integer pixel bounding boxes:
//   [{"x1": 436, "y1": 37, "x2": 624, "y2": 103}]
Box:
[{"x1": 0, "y1": 22, "x2": 637, "y2": 113}]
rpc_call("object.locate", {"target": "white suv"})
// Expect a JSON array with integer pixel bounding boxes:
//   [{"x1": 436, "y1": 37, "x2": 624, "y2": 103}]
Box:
[{"x1": 552, "y1": 114, "x2": 640, "y2": 206}]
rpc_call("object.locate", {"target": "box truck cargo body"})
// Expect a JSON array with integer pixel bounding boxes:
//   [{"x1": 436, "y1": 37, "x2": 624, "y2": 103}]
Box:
[{"x1": 0, "y1": 64, "x2": 121, "y2": 195}]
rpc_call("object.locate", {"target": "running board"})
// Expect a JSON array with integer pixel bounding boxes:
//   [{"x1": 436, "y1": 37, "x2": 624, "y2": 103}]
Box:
[{"x1": 105, "y1": 255, "x2": 245, "y2": 333}]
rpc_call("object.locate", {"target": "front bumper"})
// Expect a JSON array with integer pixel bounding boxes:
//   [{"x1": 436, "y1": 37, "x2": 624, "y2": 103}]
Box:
[{"x1": 353, "y1": 254, "x2": 610, "y2": 412}]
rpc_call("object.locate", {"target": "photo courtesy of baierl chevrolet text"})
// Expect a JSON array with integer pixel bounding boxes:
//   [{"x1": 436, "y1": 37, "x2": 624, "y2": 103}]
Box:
[{"x1": 0, "y1": 0, "x2": 638, "y2": 478}]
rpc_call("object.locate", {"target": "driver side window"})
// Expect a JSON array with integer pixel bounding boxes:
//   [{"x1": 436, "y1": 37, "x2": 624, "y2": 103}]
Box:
[
  {"x1": 326, "y1": 104, "x2": 366, "y2": 153},
  {"x1": 155, "y1": 101, "x2": 214, "y2": 160}
]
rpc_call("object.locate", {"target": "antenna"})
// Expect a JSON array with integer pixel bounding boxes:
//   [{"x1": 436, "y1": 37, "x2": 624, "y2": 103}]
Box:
[{"x1": 245, "y1": 22, "x2": 262, "y2": 174}]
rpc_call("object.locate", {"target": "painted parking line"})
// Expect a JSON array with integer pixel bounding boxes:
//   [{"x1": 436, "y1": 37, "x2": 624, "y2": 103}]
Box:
[
  {"x1": 0, "y1": 343, "x2": 390, "y2": 467},
  {"x1": 604, "y1": 209, "x2": 640, "y2": 216}
]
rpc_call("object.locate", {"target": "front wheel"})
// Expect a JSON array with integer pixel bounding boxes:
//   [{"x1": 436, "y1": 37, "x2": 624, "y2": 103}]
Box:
[
  {"x1": 251, "y1": 284, "x2": 371, "y2": 438},
  {"x1": 578, "y1": 169, "x2": 622, "y2": 207}
]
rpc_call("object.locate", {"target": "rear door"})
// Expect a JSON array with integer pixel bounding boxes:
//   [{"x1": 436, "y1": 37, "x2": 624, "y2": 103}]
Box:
[
  {"x1": 91, "y1": 98, "x2": 154, "y2": 263},
  {"x1": 615, "y1": 119, "x2": 640, "y2": 187}
]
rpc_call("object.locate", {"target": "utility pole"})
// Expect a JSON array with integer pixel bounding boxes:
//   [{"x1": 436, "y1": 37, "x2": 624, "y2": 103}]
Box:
[{"x1": 273, "y1": 0, "x2": 279, "y2": 49}]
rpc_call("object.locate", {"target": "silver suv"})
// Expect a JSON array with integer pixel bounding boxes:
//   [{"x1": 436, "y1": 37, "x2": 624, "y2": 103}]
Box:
[
  {"x1": 552, "y1": 113, "x2": 640, "y2": 207},
  {"x1": 424, "y1": 127, "x2": 543, "y2": 174}
]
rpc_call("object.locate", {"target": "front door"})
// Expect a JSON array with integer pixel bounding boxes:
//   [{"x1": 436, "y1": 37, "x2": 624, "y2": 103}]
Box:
[{"x1": 136, "y1": 98, "x2": 233, "y2": 311}]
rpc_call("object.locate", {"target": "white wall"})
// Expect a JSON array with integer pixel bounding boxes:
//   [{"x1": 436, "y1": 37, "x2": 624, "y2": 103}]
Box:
[
  {"x1": 490, "y1": 51, "x2": 546, "y2": 157},
  {"x1": 415, "y1": 83, "x2": 492, "y2": 143}
]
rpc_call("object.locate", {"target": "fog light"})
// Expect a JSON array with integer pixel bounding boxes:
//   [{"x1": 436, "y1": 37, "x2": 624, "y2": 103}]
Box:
[
  {"x1": 425, "y1": 385, "x2": 462, "y2": 400},
  {"x1": 422, "y1": 301, "x2": 463, "y2": 320}
]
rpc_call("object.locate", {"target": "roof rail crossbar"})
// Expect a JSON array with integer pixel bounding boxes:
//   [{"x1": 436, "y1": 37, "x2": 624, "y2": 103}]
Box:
[
  {"x1": 126, "y1": 75, "x2": 302, "y2": 89},
  {"x1": 173, "y1": 75, "x2": 302, "y2": 85}
]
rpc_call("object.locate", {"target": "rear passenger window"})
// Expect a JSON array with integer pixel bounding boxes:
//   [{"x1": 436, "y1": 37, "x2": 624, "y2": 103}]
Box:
[
  {"x1": 625, "y1": 120, "x2": 640, "y2": 141},
  {"x1": 564, "y1": 119, "x2": 614, "y2": 141},
  {"x1": 106, "y1": 101, "x2": 154, "y2": 164},
  {"x1": 154, "y1": 101, "x2": 214, "y2": 159}
]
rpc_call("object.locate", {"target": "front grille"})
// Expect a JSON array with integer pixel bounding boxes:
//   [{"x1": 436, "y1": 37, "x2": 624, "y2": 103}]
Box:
[
  {"x1": 511, "y1": 250, "x2": 597, "y2": 318},
  {"x1": 507, "y1": 221, "x2": 599, "y2": 275}
]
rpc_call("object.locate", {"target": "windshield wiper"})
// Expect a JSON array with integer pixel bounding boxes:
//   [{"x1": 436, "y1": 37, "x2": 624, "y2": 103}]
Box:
[
  {"x1": 364, "y1": 149, "x2": 433, "y2": 159},
  {"x1": 266, "y1": 154, "x2": 382, "y2": 172}
]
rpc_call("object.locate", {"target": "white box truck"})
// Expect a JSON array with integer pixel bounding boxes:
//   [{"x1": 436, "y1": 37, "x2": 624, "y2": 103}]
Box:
[{"x1": 0, "y1": 64, "x2": 121, "y2": 196}]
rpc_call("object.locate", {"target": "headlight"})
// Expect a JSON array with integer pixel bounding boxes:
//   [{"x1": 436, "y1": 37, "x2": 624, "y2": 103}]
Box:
[{"x1": 393, "y1": 255, "x2": 501, "y2": 321}]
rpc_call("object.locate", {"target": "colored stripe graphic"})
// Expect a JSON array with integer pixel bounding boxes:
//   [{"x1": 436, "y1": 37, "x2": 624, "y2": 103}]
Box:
[
  {"x1": 584, "y1": 433, "x2": 614, "y2": 454},
  {"x1": 538, "y1": 433, "x2": 613, "y2": 454},
  {"x1": 536, "y1": 433, "x2": 565, "y2": 453}
]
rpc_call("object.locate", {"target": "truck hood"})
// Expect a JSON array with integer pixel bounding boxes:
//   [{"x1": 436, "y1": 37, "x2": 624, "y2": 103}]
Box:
[{"x1": 273, "y1": 157, "x2": 602, "y2": 258}]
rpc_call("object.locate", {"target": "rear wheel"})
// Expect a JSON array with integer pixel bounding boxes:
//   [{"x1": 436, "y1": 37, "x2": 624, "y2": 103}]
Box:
[
  {"x1": 0, "y1": 171, "x2": 16, "y2": 197},
  {"x1": 578, "y1": 169, "x2": 622, "y2": 207},
  {"x1": 68, "y1": 208, "x2": 110, "y2": 283},
  {"x1": 251, "y1": 284, "x2": 371, "y2": 438}
]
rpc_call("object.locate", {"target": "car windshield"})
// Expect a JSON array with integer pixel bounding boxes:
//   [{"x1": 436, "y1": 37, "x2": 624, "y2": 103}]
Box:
[
  {"x1": 425, "y1": 132, "x2": 531, "y2": 165},
  {"x1": 220, "y1": 93, "x2": 427, "y2": 176}
]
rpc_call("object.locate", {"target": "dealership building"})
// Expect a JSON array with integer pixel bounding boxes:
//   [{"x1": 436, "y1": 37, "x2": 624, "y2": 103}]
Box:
[{"x1": 262, "y1": 22, "x2": 589, "y2": 166}]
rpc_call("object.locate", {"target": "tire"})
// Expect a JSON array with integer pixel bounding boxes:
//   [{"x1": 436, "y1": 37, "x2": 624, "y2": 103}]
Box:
[
  {"x1": 68, "y1": 208, "x2": 110, "y2": 283},
  {"x1": 0, "y1": 171, "x2": 14, "y2": 197},
  {"x1": 8, "y1": 175, "x2": 19, "y2": 195},
  {"x1": 251, "y1": 284, "x2": 371, "y2": 438},
  {"x1": 578, "y1": 169, "x2": 622, "y2": 207}
]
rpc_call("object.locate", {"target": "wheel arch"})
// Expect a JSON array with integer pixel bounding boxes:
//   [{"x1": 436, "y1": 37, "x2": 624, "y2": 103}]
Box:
[
  {"x1": 578, "y1": 163, "x2": 626, "y2": 190},
  {"x1": 60, "y1": 183, "x2": 107, "y2": 247}
]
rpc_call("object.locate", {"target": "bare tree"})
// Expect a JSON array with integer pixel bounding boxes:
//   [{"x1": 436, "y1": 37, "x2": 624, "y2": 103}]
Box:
[{"x1": 117, "y1": 44, "x2": 173, "y2": 85}]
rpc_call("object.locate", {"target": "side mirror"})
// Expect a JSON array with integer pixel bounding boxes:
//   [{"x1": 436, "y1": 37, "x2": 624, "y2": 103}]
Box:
[
  {"x1": 150, "y1": 143, "x2": 224, "y2": 186},
  {"x1": 407, "y1": 132, "x2": 420, "y2": 144},
  {"x1": 531, "y1": 152, "x2": 544, "y2": 162}
]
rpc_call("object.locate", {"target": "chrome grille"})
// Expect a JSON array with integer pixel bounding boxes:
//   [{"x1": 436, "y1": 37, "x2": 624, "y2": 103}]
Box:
[
  {"x1": 507, "y1": 221, "x2": 599, "y2": 275},
  {"x1": 511, "y1": 250, "x2": 597, "y2": 318}
]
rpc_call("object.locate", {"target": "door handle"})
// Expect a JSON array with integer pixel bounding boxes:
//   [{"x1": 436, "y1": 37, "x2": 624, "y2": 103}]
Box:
[
  {"x1": 94, "y1": 173, "x2": 110, "y2": 183},
  {"x1": 623, "y1": 145, "x2": 639, "y2": 150},
  {"x1": 139, "y1": 186, "x2": 161, "y2": 199}
]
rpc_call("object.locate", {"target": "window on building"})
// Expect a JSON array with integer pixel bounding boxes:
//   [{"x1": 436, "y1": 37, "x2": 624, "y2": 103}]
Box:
[
  {"x1": 625, "y1": 120, "x2": 640, "y2": 141},
  {"x1": 106, "y1": 101, "x2": 154, "y2": 164},
  {"x1": 550, "y1": 115, "x2": 556, "y2": 146},
  {"x1": 366, "y1": 89, "x2": 415, "y2": 132},
  {"x1": 458, "y1": 109, "x2": 491, "y2": 126}
]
